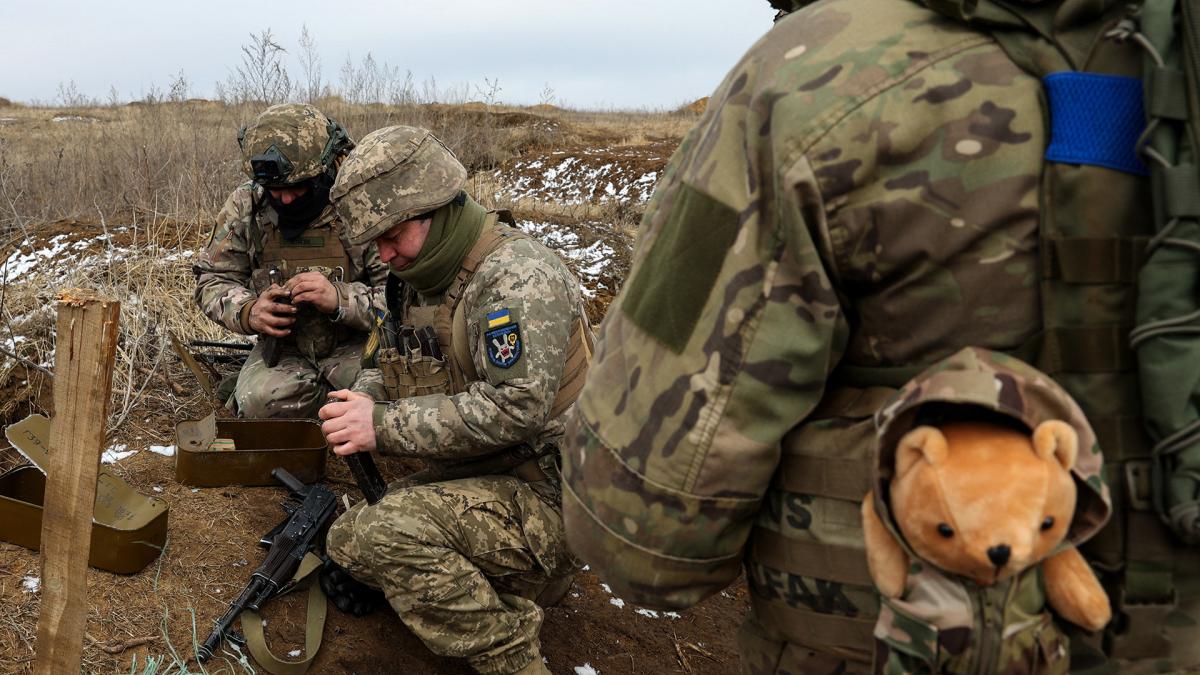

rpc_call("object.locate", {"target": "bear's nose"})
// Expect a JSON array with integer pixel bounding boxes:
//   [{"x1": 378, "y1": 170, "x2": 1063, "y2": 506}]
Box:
[{"x1": 987, "y1": 544, "x2": 1011, "y2": 568}]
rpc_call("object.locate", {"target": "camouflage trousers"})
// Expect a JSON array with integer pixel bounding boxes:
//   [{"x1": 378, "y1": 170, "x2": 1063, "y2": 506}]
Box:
[
  {"x1": 230, "y1": 337, "x2": 363, "y2": 418},
  {"x1": 325, "y1": 474, "x2": 578, "y2": 674}
]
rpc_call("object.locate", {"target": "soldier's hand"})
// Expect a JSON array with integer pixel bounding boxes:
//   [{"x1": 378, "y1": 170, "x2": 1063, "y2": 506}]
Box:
[
  {"x1": 319, "y1": 390, "x2": 377, "y2": 456},
  {"x1": 247, "y1": 285, "x2": 297, "y2": 337},
  {"x1": 287, "y1": 271, "x2": 339, "y2": 314}
]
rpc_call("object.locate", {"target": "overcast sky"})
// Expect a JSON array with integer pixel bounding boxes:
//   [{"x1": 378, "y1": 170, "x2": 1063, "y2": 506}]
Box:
[{"x1": 1, "y1": 1, "x2": 777, "y2": 110}]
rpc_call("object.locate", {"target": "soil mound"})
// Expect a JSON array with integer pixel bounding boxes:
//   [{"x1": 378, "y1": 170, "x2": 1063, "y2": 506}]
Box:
[{"x1": 680, "y1": 97, "x2": 709, "y2": 114}]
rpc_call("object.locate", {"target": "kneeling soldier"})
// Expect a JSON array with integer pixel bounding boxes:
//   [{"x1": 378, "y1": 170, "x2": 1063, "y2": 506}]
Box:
[{"x1": 318, "y1": 126, "x2": 591, "y2": 675}]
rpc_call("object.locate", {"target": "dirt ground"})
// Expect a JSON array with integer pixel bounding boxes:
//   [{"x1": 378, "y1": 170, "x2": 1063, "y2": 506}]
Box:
[{"x1": 0, "y1": 366, "x2": 747, "y2": 675}]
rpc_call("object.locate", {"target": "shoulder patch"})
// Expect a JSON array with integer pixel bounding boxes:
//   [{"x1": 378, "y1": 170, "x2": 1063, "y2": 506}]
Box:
[{"x1": 485, "y1": 318, "x2": 522, "y2": 369}]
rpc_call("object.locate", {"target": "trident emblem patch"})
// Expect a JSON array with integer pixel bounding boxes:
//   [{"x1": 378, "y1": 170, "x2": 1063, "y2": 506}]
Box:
[{"x1": 485, "y1": 309, "x2": 522, "y2": 369}]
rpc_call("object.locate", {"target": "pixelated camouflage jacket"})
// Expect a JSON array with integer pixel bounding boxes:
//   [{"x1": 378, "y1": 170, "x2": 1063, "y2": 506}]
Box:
[
  {"x1": 563, "y1": 0, "x2": 1068, "y2": 611},
  {"x1": 870, "y1": 348, "x2": 1110, "y2": 673},
  {"x1": 353, "y1": 234, "x2": 587, "y2": 463},
  {"x1": 194, "y1": 181, "x2": 389, "y2": 336}
]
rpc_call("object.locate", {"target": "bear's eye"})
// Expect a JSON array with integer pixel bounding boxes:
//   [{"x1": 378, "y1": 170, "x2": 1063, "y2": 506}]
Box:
[
  {"x1": 936, "y1": 523, "x2": 954, "y2": 538},
  {"x1": 1040, "y1": 516, "x2": 1055, "y2": 531}
]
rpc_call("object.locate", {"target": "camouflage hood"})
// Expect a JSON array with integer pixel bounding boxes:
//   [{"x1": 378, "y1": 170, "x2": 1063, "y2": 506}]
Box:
[{"x1": 873, "y1": 348, "x2": 1112, "y2": 550}]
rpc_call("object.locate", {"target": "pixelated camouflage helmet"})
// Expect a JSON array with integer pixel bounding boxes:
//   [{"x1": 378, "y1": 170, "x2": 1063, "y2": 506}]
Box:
[
  {"x1": 237, "y1": 103, "x2": 355, "y2": 188},
  {"x1": 330, "y1": 125, "x2": 468, "y2": 246}
]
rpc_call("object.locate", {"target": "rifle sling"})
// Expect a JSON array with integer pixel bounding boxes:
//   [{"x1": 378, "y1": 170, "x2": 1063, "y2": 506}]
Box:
[{"x1": 240, "y1": 552, "x2": 327, "y2": 675}]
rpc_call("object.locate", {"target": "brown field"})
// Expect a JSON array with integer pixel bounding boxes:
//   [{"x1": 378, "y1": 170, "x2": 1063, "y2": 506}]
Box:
[{"x1": 0, "y1": 99, "x2": 747, "y2": 675}]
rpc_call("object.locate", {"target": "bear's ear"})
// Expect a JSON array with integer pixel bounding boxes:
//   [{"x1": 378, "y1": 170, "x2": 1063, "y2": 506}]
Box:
[
  {"x1": 1033, "y1": 420, "x2": 1078, "y2": 471},
  {"x1": 896, "y1": 426, "x2": 948, "y2": 477}
]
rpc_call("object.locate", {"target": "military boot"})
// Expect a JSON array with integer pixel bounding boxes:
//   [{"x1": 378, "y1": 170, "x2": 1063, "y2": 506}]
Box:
[{"x1": 534, "y1": 574, "x2": 573, "y2": 608}]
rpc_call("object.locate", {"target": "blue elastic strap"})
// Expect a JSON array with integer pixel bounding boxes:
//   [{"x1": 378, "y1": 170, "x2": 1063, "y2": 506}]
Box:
[{"x1": 1044, "y1": 72, "x2": 1148, "y2": 176}]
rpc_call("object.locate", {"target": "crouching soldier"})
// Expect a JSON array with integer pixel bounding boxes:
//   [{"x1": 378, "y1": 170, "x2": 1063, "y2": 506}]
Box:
[
  {"x1": 318, "y1": 126, "x2": 592, "y2": 675},
  {"x1": 194, "y1": 103, "x2": 388, "y2": 417}
]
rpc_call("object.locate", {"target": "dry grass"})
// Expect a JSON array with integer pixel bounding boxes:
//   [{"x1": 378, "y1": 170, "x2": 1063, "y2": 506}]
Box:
[{"x1": 0, "y1": 98, "x2": 684, "y2": 439}]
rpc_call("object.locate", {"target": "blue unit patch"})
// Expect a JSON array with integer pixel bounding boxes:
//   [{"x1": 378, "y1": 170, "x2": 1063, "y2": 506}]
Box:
[
  {"x1": 1044, "y1": 72, "x2": 1148, "y2": 176},
  {"x1": 485, "y1": 322, "x2": 522, "y2": 369}
]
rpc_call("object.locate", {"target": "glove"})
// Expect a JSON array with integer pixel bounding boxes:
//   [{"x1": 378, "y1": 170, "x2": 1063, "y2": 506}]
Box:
[{"x1": 319, "y1": 557, "x2": 386, "y2": 617}]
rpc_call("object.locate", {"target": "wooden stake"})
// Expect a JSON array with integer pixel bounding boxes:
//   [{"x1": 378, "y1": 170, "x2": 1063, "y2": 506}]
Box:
[{"x1": 34, "y1": 289, "x2": 120, "y2": 675}]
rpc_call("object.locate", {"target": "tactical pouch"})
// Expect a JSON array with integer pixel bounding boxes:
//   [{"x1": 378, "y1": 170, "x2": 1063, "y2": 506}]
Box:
[{"x1": 379, "y1": 349, "x2": 451, "y2": 399}]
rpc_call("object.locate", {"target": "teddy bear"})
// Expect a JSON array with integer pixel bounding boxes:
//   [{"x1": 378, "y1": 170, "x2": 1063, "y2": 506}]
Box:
[{"x1": 862, "y1": 418, "x2": 1112, "y2": 637}]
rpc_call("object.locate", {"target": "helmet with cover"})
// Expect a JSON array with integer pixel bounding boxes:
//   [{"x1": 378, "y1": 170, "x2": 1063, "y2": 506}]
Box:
[
  {"x1": 238, "y1": 103, "x2": 354, "y2": 188},
  {"x1": 330, "y1": 125, "x2": 468, "y2": 246}
]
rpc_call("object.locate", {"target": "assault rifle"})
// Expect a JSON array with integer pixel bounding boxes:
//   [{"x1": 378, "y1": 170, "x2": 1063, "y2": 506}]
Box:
[{"x1": 197, "y1": 468, "x2": 337, "y2": 663}]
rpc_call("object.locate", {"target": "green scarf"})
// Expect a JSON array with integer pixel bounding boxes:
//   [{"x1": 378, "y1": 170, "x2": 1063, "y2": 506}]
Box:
[{"x1": 392, "y1": 194, "x2": 486, "y2": 296}]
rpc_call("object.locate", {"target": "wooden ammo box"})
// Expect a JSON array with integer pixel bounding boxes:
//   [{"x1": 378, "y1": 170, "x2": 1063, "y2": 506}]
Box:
[
  {"x1": 175, "y1": 413, "x2": 328, "y2": 487},
  {"x1": 0, "y1": 414, "x2": 169, "y2": 574}
]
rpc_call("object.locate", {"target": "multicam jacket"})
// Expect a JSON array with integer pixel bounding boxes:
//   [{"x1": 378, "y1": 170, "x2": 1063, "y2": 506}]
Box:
[
  {"x1": 560, "y1": 0, "x2": 1197, "y2": 672},
  {"x1": 352, "y1": 231, "x2": 589, "y2": 466},
  {"x1": 194, "y1": 181, "x2": 388, "y2": 338},
  {"x1": 870, "y1": 348, "x2": 1110, "y2": 674}
]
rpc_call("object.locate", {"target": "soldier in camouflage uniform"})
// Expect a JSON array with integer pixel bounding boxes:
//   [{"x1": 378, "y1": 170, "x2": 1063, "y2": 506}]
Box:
[
  {"x1": 194, "y1": 103, "x2": 388, "y2": 418},
  {"x1": 562, "y1": 0, "x2": 1200, "y2": 673},
  {"x1": 317, "y1": 126, "x2": 590, "y2": 675}
]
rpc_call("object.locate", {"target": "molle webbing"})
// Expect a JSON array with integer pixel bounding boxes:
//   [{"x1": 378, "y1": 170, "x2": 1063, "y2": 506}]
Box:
[
  {"x1": 752, "y1": 527, "x2": 874, "y2": 587},
  {"x1": 987, "y1": 1, "x2": 1197, "y2": 660},
  {"x1": 747, "y1": 385, "x2": 887, "y2": 657},
  {"x1": 259, "y1": 218, "x2": 351, "y2": 272},
  {"x1": 750, "y1": 593, "x2": 877, "y2": 658},
  {"x1": 771, "y1": 386, "x2": 893, "y2": 501},
  {"x1": 1125, "y1": 0, "x2": 1200, "y2": 550}
]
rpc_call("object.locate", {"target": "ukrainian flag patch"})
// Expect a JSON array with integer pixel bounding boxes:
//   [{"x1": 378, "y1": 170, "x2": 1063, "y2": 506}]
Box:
[{"x1": 487, "y1": 309, "x2": 512, "y2": 328}]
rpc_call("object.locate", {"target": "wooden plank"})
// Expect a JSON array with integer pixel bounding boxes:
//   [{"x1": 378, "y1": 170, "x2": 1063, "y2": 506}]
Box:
[{"x1": 34, "y1": 289, "x2": 120, "y2": 675}]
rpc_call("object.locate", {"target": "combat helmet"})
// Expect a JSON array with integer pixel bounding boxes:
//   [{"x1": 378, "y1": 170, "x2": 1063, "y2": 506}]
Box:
[
  {"x1": 330, "y1": 125, "x2": 468, "y2": 246},
  {"x1": 238, "y1": 103, "x2": 354, "y2": 188}
]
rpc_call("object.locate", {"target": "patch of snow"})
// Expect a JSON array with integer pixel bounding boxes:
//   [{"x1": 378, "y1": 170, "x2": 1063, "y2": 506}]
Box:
[
  {"x1": 149, "y1": 444, "x2": 176, "y2": 457},
  {"x1": 101, "y1": 444, "x2": 136, "y2": 464},
  {"x1": 635, "y1": 608, "x2": 659, "y2": 619},
  {"x1": 609, "y1": 598, "x2": 625, "y2": 609},
  {"x1": 493, "y1": 150, "x2": 659, "y2": 205},
  {"x1": 600, "y1": 583, "x2": 613, "y2": 594},
  {"x1": 152, "y1": 486, "x2": 163, "y2": 493},
  {"x1": 665, "y1": 611, "x2": 681, "y2": 619},
  {"x1": 574, "y1": 665, "x2": 599, "y2": 675},
  {"x1": 52, "y1": 115, "x2": 96, "y2": 123},
  {"x1": 1, "y1": 234, "x2": 76, "y2": 282},
  {"x1": 288, "y1": 649, "x2": 302, "y2": 658},
  {"x1": 0, "y1": 118, "x2": 16, "y2": 123},
  {"x1": 21, "y1": 575, "x2": 40, "y2": 593}
]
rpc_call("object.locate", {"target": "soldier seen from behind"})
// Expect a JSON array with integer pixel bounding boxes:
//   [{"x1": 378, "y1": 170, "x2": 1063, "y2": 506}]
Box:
[
  {"x1": 563, "y1": 0, "x2": 1200, "y2": 673},
  {"x1": 316, "y1": 126, "x2": 592, "y2": 675},
  {"x1": 193, "y1": 103, "x2": 388, "y2": 418}
]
